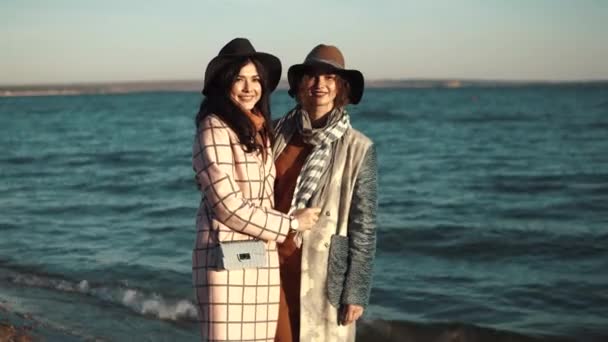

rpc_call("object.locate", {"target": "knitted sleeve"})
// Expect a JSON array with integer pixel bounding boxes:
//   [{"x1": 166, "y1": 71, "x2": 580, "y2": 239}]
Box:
[{"x1": 342, "y1": 144, "x2": 378, "y2": 308}]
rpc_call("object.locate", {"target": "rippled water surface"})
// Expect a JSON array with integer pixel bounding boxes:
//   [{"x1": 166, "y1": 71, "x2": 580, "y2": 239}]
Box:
[{"x1": 1, "y1": 87, "x2": 607, "y2": 341}]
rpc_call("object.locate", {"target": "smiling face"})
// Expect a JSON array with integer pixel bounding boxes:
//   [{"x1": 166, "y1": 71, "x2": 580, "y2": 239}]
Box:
[
  {"x1": 229, "y1": 61, "x2": 262, "y2": 111},
  {"x1": 297, "y1": 71, "x2": 338, "y2": 114}
]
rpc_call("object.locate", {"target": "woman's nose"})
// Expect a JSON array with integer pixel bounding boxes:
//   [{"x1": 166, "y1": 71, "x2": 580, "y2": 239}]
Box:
[{"x1": 317, "y1": 76, "x2": 327, "y2": 86}]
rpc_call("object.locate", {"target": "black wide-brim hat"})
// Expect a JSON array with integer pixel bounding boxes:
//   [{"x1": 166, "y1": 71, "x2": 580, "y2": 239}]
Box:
[
  {"x1": 202, "y1": 38, "x2": 282, "y2": 96},
  {"x1": 287, "y1": 44, "x2": 364, "y2": 105}
]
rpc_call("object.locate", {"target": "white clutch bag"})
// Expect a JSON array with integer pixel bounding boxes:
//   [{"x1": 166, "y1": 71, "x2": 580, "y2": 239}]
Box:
[{"x1": 218, "y1": 240, "x2": 267, "y2": 270}]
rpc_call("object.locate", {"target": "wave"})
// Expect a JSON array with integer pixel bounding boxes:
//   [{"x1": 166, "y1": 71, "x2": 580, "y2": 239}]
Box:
[
  {"x1": 377, "y1": 227, "x2": 608, "y2": 261},
  {"x1": 92, "y1": 150, "x2": 158, "y2": 166},
  {"x1": 159, "y1": 177, "x2": 198, "y2": 192},
  {"x1": 74, "y1": 182, "x2": 141, "y2": 195},
  {"x1": 1, "y1": 267, "x2": 197, "y2": 322},
  {"x1": 484, "y1": 173, "x2": 608, "y2": 193},
  {"x1": 490, "y1": 180, "x2": 567, "y2": 194},
  {"x1": 0, "y1": 222, "x2": 20, "y2": 230},
  {"x1": 1, "y1": 150, "x2": 159, "y2": 168},
  {"x1": 121, "y1": 289, "x2": 197, "y2": 321},
  {"x1": 594, "y1": 100, "x2": 608, "y2": 109},
  {"x1": 4, "y1": 306, "x2": 592, "y2": 342},
  {"x1": 0, "y1": 156, "x2": 38, "y2": 165},
  {"x1": 142, "y1": 205, "x2": 196, "y2": 218},
  {"x1": 451, "y1": 112, "x2": 533, "y2": 124},
  {"x1": 586, "y1": 121, "x2": 608, "y2": 130},
  {"x1": 1, "y1": 263, "x2": 605, "y2": 341},
  {"x1": 357, "y1": 319, "x2": 584, "y2": 342},
  {"x1": 3, "y1": 288, "x2": 594, "y2": 342},
  {"x1": 355, "y1": 110, "x2": 408, "y2": 121}
]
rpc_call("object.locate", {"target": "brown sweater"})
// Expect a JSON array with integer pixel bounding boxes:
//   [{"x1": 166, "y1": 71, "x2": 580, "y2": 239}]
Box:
[{"x1": 274, "y1": 132, "x2": 312, "y2": 342}]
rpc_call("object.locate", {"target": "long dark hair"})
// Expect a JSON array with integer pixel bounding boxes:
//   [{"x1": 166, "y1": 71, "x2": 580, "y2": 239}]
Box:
[{"x1": 195, "y1": 57, "x2": 274, "y2": 154}]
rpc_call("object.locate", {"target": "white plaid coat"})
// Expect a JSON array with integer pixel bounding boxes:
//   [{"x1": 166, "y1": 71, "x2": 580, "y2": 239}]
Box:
[{"x1": 192, "y1": 114, "x2": 292, "y2": 341}]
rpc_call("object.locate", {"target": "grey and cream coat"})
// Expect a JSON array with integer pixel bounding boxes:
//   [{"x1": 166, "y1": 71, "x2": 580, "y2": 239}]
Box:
[{"x1": 273, "y1": 113, "x2": 378, "y2": 342}]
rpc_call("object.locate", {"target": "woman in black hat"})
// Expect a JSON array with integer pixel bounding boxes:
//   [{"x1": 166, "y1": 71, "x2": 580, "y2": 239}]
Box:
[
  {"x1": 191, "y1": 38, "x2": 320, "y2": 342},
  {"x1": 272, "y1": 44, "x2": 377, "y2": 342}
]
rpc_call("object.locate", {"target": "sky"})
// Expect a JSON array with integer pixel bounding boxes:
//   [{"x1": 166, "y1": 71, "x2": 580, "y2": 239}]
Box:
[{"x1": 1, "y1": 0, "x2": 608, "y2": 85}]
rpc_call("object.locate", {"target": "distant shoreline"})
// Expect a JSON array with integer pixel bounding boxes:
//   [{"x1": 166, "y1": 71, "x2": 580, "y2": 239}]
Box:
[{"x1": 1, "y1": 79, "x2": 607, "y2": 97}]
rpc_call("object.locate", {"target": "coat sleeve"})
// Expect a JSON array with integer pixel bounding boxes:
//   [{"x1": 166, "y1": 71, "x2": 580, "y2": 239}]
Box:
[
  {"x1": 342, "y1": 144, "x2": 378, "y2": 308},
  {"x1": 193, "y1": 115, "x2": 291, "y2": 243}
]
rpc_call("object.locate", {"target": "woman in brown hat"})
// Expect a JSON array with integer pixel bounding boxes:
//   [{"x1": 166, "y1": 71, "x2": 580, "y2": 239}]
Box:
[
  {"x1": 192, "y1": 38, "x2": 320, "y2": 342},
  {"x1": 273, "y1": 44, "x2": 378, "y2": 341}
]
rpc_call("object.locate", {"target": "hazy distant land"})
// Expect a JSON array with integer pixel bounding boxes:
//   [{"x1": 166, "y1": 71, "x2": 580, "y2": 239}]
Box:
[{"x1": 1, "y1": 79, "x2": 607, "y2": 97}]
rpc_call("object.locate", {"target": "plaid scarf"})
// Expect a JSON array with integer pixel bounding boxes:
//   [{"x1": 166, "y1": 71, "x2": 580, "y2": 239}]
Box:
[{"x1": 275, "y1": 106, "x2": 351, "y2": 247}]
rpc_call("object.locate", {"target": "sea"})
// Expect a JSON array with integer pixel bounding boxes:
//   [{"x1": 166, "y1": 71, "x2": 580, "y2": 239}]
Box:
[{"x1": 1, "y1": 86, "x2": 607, "y2": 341}]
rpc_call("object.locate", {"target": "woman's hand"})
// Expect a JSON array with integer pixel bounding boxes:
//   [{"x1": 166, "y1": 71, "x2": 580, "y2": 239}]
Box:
[
  {"x1": 292, "y1": 208, "x2": 321, "y2": 231},
  {"x1": 340, "y1": 304, "x2": 364, "y2": 325}
]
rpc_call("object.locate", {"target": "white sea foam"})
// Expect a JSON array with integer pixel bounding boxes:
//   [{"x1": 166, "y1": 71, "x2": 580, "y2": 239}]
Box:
[
  {"x1": 123, "y1": 290, "x2": 198, "y2": 321},
  {"x1": 78, "y1": 279, "x2": 90, "y2": 292},
  {"x1": 7, "y1": 271, "x2": 197, "y2": 321}
]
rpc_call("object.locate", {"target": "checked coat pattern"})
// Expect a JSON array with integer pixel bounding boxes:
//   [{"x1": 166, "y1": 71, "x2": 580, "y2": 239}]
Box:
[{"x1": 192, "y1": 114, "x2": 292, "y2": 341}]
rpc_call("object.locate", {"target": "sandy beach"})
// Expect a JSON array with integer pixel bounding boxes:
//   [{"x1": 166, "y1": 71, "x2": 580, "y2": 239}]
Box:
[{"x1": 0, "y1": 302, "x2": 34, "y2": 342}]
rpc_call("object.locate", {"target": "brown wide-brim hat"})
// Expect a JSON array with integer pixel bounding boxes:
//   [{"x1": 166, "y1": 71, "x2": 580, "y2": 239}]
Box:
[
  {"x1": 287, "y1": 44, "x2": 364, "y2": 105},
  {"x1": 202, "y1": 38, "x2": 282, "y2": 96}
]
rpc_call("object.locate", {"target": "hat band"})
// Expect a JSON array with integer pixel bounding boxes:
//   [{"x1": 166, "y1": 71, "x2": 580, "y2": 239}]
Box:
[{"x1": 304, "y1": 57, "x2": 345, "y2": 70}]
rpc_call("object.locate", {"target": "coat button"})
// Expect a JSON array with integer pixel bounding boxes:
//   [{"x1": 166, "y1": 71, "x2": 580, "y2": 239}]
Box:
[
  {"x1": 325, "y1": 211, "x2": 330, "y2": 217},
  {"x1": 324, "y1": 242, "x2": 329, "y2": 248}
]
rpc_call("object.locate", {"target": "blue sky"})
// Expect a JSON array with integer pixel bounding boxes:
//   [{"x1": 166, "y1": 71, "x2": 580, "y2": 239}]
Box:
[{"x1": 2, "y1": 0, "x2": 607, "y2": 85}]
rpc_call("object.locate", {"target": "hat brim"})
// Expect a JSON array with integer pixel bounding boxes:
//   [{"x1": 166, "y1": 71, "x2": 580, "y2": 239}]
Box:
[
  {"x1": 202, "y1": 52, "x2": 282, "y2": 96},
  {"x1": 287, "y1": 62, "x2": 364, "y2": 105}
]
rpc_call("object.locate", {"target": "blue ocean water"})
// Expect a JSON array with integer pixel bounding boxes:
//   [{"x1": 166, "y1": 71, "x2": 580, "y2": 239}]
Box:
[{"x1": 1, "y1": 87, "x2": 607, "y2": 341}]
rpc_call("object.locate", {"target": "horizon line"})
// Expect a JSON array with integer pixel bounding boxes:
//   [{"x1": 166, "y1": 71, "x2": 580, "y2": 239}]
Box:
[{"x1": 2, "y1": 77, "x2": 608, "y2": 88}]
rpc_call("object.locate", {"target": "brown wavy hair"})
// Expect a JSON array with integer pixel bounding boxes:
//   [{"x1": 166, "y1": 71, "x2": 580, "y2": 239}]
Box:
[{"x1": 294, "y1": 70, "x2": 352, "y2": 109}]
